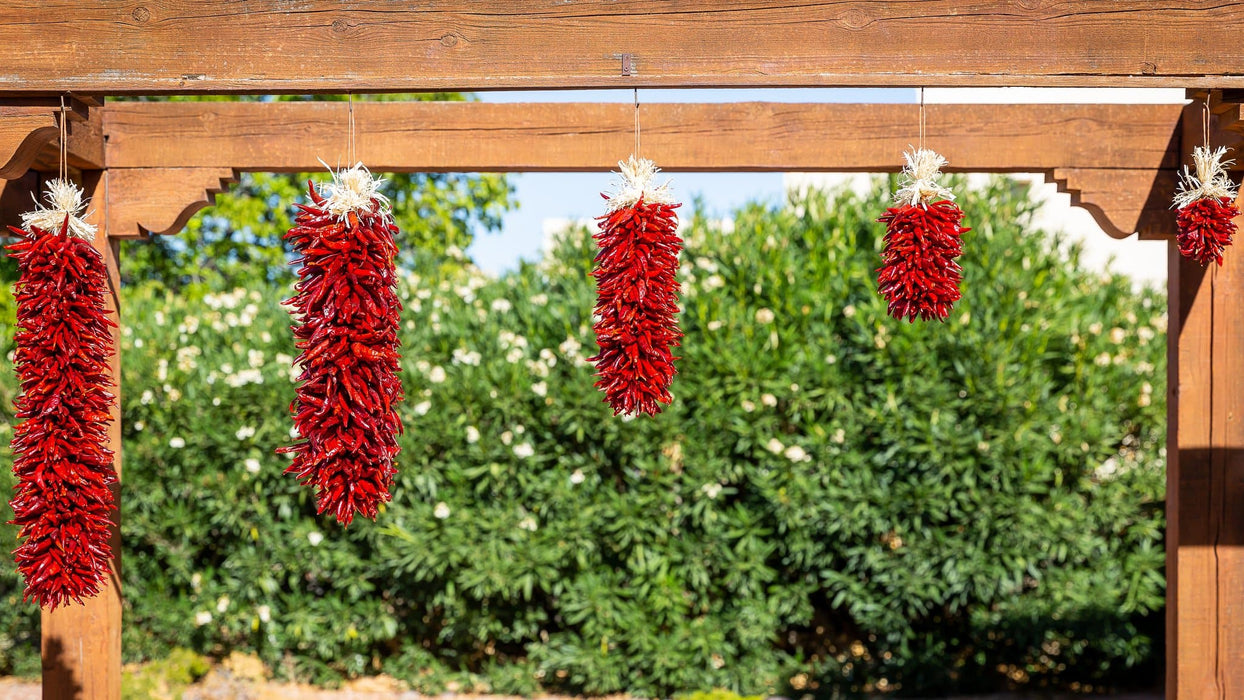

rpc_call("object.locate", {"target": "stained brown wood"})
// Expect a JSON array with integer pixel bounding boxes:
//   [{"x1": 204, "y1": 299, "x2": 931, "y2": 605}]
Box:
[
  {"x1": 0, "y1": 104, "x2": 104, "y2": 179},
  {"x1": 3, "y1": 2, "x2": 1244, "y2": 93},
  {"x1": 0, "y1": 170, "x2": 38, "y2": 228},
  {"x1": 1166, "y1": 103, "x2": 1244, "y2": 700},
  {"x1": 105, "y1": 167, "x2": 237, "y2": 237},
  {"x1": 1048, "y1": 168, "x2": 1179, "y2": 240},
  {"x1": 102, "y1": 101, "x2": 1184, "y2": 173},
  {"x1": 40, "y1": 170, "x2": 122, "y2": 700}
]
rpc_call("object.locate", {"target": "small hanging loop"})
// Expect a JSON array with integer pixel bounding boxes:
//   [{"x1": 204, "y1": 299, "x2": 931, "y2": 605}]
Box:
[{"x1": 634, "y1": 88, "x2": 641, "y2": 158}]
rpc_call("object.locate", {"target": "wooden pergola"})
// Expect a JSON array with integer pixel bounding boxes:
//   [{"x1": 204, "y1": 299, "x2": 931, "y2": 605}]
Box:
[{"x1": 2, "y1": 3, "x2": 1243, "y2": 698}]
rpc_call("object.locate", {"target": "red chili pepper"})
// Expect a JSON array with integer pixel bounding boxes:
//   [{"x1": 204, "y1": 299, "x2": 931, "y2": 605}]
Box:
[
  {"x1": 278, "y1": 180, "x2": 404, "y2": 526},
  {"x1": 1176, "y1": 196, "x2": 1238, "y2": 266},
  {"x1": 876, "y1": 200, "x2": 969, "y2": 322},
  {"x1": 589, "y1": 193, "x2": 683, "y2": 417},
  {"x1": 6, "y1": 219, "x2": 117, "y2": 610}
]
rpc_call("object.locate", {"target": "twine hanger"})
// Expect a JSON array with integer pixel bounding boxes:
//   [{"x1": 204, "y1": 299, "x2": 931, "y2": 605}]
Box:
[{"x1": 634, "y1": 88, "x2": 641, "y2": 158}]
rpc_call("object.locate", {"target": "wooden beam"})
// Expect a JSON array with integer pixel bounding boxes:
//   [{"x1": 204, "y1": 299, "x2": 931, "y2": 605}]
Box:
[
  {"x1": 99, "y1": 100, "x2": 1184, "y2": 239},
  {"x1": 2, "y1": 2, "x2": 1244, "y2": 93},
  {"x1": 1166, "y1": 103, "x2": 1244, "y2": 700},
  {"x1": 0, "y1": 103, "x2": 104, "y2": 179},
  {"x1": 40, "y1": 170, "x2": 123, "y2": 700},
  {"x1": 102, "y1": 101, "x2": 1184, "y2": 173}
]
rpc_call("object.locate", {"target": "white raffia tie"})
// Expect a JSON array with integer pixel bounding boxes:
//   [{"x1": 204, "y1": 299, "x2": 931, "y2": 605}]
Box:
[
  {"x1": 1173, "y1": 146, "x2": 1238, "y2": 210},
  {"x1": 321, "y1": 161, "x2": 391, "y2": 221},
  {"x1": 22, "y1": 178, "x2": 97, "y2": 241},
  {"x1": 894, "y1": 148, "x2": 955, "y2": 207},
  {"x1": 604, "y1": 155, "x2": 675, "y2": 213}
]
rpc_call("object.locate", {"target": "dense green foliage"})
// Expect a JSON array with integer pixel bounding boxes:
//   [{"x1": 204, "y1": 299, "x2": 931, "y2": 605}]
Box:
[{"x1": 1, "y1": 178, "x2": 1166, "y2": 697}]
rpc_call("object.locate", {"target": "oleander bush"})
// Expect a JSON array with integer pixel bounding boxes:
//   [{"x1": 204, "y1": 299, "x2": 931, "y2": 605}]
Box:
[{"x1": 1, "y1": 177, "x2": 1166, "y2": 697}]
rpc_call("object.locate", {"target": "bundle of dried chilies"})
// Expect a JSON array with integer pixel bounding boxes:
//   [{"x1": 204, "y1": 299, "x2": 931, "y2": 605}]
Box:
[
  {"x1": 589, "y1": 156, "x2": 683, "y2": 416},
  {"x1": 7, "y1": 180, "x2": 117, "y2": 609},
  {"x1": 1173, "y1": 145, "x2": 1239, "y2": 266},
  {"x1": 279, "y1": 164, "x2": 404, "y2": 525},
  {"x1": 877, "y1": 149, "x2": 969, "y2": 322}
]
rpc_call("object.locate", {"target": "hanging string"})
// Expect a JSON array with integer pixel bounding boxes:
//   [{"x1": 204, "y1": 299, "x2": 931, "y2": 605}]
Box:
[
  {"x1": 918, "y1": 87, "x2": 926, "y2": 151},
  {"x1": 1203, "y1": 94, "x2": 1211, "y2": 151},
  {"x1": 633, "y1": 88, "x2": 641, "y2": 158},
  {"x1": 58, "y1": 96, "x2": 67, "y2": 182},
  {"x1": 347, "y1": 93, "x2": 357, "y2": 165}
]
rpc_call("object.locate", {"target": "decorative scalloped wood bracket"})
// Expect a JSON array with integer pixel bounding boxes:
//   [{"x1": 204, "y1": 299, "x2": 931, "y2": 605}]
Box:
[
  {"x1": 105, "y1": 168, "x2": 238, "y2": 238},
  {"x1": 1045, "y1": 168, "x2": 1178, "y2": 241}
]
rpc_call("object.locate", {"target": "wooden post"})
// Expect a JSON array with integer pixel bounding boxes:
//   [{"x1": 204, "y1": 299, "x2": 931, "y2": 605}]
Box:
[
  {"x1": 39, "y1": 170, "x2": 122, "y2": 700},
  {"x1": 1167, "y1": 103, "x2": 1244, "y2": 698}
]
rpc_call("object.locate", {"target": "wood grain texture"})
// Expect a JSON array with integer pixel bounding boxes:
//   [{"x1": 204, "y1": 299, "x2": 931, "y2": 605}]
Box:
[
  {"x1": 0, "y1": 170, "x2": 38, "y2": 228},
  {"x1": 41, "y1": 171, "x2": 122, "y2": 700},
  {"x1": 1048, "y1": 168, "x2": 1178, "y2": 240},
  {"x1": 0, "y1": 104, "x2": 104, "y2": 178},
  {"x1": 105, "y1": 167, "x2": 237, "y2": 237},
  {"x1": 1166, "y1": 103, "x2": 1244, "y2": 700},
  {"x1": 102, "y1": 101, "x2": 1184, "y2": 173},
  {"x1": 3, "y1": 1, "x2": 1244, "y2": 93}
]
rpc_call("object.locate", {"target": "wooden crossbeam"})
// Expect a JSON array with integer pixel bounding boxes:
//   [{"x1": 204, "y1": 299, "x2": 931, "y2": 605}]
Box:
[
  {"x1": 2, "y1": 2, "x2": 1244, "y2": 93},
  {"x1": 99, "y1": 100, "x2": 1186, "y2": 239}
]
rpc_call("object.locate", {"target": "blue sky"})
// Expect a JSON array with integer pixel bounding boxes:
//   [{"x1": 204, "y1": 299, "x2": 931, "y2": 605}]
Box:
[{"x1": 468, "y1": 89, "x2": 913, "y2": 273}]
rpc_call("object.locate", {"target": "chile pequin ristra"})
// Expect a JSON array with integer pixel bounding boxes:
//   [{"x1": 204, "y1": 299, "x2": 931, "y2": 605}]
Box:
[
  {"x1": 876, "y1": 148, "x2": 969, "y2": 322},
  {"x1": 1173, "y1": 145, "x2": 1239, "y2": 266},
  {"x1": 7, "y1": 180, "x2": 117, "y2": 609},
  {"x1": 589, "y1": 156, "x2": 683, "y2": 417},
  {"x1": 278, "y1": 164, "x2": 404, "y2": 526}
]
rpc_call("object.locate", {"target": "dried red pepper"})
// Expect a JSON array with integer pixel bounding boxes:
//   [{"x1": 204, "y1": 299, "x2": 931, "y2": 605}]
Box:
[
  {"x1": 877, "y1": 149, "x2": 969, "y2": 322},
  {"x1": 7, "y1": 180, "x2": 117, "y2": 609},
  {"x1": 278, "y1": 165, "x2": 403, "y2": 526},
  {"x1": 589, "y1": 157, "x2": 683, "y2": 416},
  {"x1": 1173, "y1": 146, "x2": 1239, "y2": 266}
]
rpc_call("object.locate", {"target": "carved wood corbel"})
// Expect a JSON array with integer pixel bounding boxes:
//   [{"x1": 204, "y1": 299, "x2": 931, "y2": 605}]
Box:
[{"x1": 104, "y1": 167, "x2": 237, "y2": 238}]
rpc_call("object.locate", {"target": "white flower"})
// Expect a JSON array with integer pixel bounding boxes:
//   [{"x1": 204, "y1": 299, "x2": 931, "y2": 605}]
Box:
[
  {"x1": 539, "y1": 348, "x2": 558, "y2": 367},
  {"x1": 307, "y1": 531, "x2": 324, "y2": 546},
  {"x1": 1094, "y1": 352, "x2": 1112, "y2": 366},
  {"x1": 248, "y1": 349, "x2": 265, "y2": 368},
  {"x1": 236, "y1": 426, "x2": 256, "y2": 441},
  {"x1": 256, "y1": 605, "x2": 271, "y2": 623},
  {"x1": 154, "y1": 311, "x2": 166, "y2": 326},
  {"x1": 518, "y1": 516, "x2": 538, "y2": 532},
  {"x1": 784, "y1": 445, "x2": 810, "y2": 462},
  {"x1": 766, "y1": 438, "x2": 785, "y2": 454},
  {"x1": 429, "y1": 366, "x2": 446, "y2": 383},
  {"x1": 191, "y1": 573, "x2": 202, "y2": 591},
  {"x1": 531, "y1": 293, "x2": 548, "y2": 306},
  {"x1": 701, "y1": 483, "x2": 723, "y2": 499},
  {"x1": 225, "y1": 369, "x2": 264, "y2": 387},
  {"x1": 466, "y1": 426, "x2": 480, "y2": 444},
  {"x1": 157, "y1": 359, "x2": 169, "y2": 382},
  {"x1": 414, "y1": 400, "x2": 432, "y2": 416},
  {"x1": 825, "y1": 354, "x2": 838, "y2": 365},
  {"x1": 741, "y1": 400, "x2": 756, "y2": 412},
  {"x1": 832, "y1": 429, "x2": 846, "y2": 444},
  {"x1": 452, "y1": 348, "x2": 482, "y2": 366},
  {"x1": 244, "y1": 458, "x2": 261, "y2": 474},
  {"x1": 1089, "y1": 322, "x2": 1103, "y2": 335},
  {"x1": 433, "y1": 502, "x2": 451, "y2": 519},
  {"x1": 755, "y1": 308, "x2": 776, "y2": 324},
  {"x1": 1110, "y1": 327, "x2": 1126, "y2": 344},
  {"x1": 194, "y1": 611, "x2": 213, "y2": 627},
  {"x1": 169, "y1": 437, "x2": 186, "y2": 449},
  {"x1": 506, "y1": 348, "x2": 525, "y2": 363},
  {"x1": 501, "y1": 431, "x2": 514, "y2": 445},
  {"x1": 141, "y1": 390, "x2": 155, "y2": 405},
  {"x1": 707, "y1": 320, "x2": 724, "y2": 331},
  {"x1": 134, "y1": 338, "x2": 143, "y2": 348},
  {"x1": 491, "y1": 298, "x2": 513, "y2": 313},
  {"x1": 289, "y1": 425, "x2": 300, "y2": 439},
  {"x1": 558, "y1": 336, "x2": 582, "y2": 358},
  {"x1": 260, "y1": 331, "x2": 272, "y2": 344},
  {"x1": 216, "y1": 596, "x2": 230, "y2": 613},
  {"x1": 843, "y1": 305, "x2": 857, "y2": 318},
  {"x1": 133, "y1": 421, "x2": 145, "y2": 432},
  {"x1": 531, "y1": 382, "x2": 548, "y2": 397},
  {"x1": 514, "y1": 443, "x2": 535, "y2": 458},
  {"x1": 761, "y1": 393, "x2": 778, "y2": 408},
  {"x1": 704, "y1": 275, "x2": 725, "y2": 290},
  {"x1": 275, "y1": 352, "x2": 293, "y2": 365},
  {"x1": 570, "y1": 469, "x2": 585, "y2": 485}
]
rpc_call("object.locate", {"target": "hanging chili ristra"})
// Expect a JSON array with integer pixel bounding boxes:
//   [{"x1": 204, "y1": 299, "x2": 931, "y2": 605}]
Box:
[
  {"x1": 876, "y1": 148, "x2": 969, "y2": 322},
  {"x1": 7, "y1": 179, "x2": 117, "y2": 609},
  {"x1": 589, "y1": 156, "x2": 683, "y2": 416},
  {"x1": 278, "y1": 164, "x2": 404, "y2": 526},
  {"x1": 1173, "y1": 146, "x2": 1239, "y2": 266}
]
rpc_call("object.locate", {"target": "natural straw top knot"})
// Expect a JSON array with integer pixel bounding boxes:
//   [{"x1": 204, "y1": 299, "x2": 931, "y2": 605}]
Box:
[
  {"x1": 604, "y1": 155, "x2": 675, "y2": 213},
  {"x1": 894, "y1": 148, "x2": 955, "y2": 207},
  {"x1": 323, "y1": 162, "x2": 390, "y2": 220},
  {"x1": 21, "y1": 178, "x2": 97, "y2": 241},
  {"x1": 1173, "y1": 146, "x2": 1238, "y2": 209}
]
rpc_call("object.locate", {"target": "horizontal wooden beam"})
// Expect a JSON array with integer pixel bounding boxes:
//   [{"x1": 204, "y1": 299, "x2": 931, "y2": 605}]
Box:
[
  {"x1": 103, "y1": 101, "x2": 1185, "y2": 173},
  {"x1": 3, "y1": 2, "x2": 1244, "y2": 93}
]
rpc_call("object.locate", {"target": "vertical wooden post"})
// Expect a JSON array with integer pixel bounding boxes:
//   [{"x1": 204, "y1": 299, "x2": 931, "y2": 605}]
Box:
[
  {"x1": 40, "y1": 170, "x2": 122, "y2": 700},
  {"x1": 1167, "y1": 102, "x2": 1244, "y2": 699}
]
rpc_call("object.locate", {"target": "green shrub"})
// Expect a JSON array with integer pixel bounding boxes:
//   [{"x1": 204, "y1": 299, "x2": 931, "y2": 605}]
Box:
[{"x1": 0, "y1": 177, "x2": 1166, "y2": 697}]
